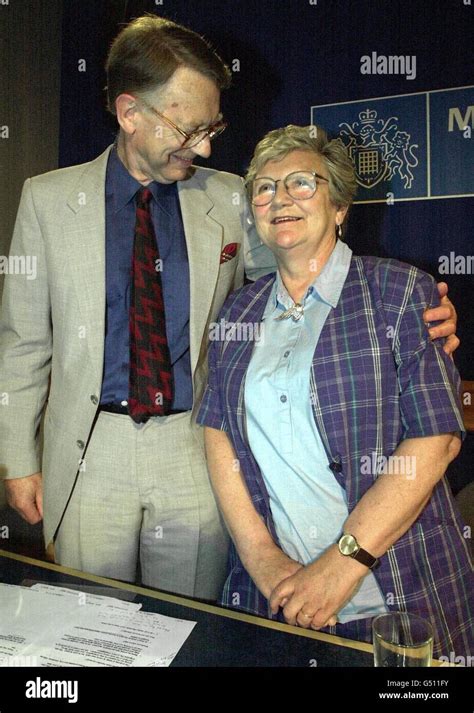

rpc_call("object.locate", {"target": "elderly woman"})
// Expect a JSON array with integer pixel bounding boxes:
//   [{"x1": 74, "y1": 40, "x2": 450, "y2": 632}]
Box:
[{"x1": 197, "y1": 125, "x2": 472, "y2": 659}]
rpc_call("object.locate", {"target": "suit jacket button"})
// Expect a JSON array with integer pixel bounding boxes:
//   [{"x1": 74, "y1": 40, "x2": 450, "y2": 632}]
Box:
[
  {"x1": 77, "y1": 440, "x2": 85, "y2": 449},
  {"x1": 90, "y1": 395, "x2": 98, "y2": 405}
]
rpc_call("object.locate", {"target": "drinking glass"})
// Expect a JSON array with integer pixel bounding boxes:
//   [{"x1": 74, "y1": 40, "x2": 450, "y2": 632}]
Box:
[{"x1": 372, "y1": 612, "x2": 433, "y2": 667}]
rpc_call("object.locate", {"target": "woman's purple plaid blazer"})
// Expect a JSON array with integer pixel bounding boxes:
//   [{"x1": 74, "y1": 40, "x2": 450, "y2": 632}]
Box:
[{"x1": 198, "y1": 254, "x2": 473, "y2": 659}]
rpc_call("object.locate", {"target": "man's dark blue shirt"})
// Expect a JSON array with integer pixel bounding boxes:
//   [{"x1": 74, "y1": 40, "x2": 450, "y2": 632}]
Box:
[{"x1": 100, "y1": 147, "x2": 192, "y2": 411}]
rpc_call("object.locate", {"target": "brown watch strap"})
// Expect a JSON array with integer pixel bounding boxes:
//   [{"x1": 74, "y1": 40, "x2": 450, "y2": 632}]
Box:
[{"x1": 352, "y1": 546, "x2": 379, "y2": 570}]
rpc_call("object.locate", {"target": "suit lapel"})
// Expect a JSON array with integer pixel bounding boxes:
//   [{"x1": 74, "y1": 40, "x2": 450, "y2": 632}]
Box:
[
  {"x1": 61, "y1": 154, "x2": 225, "y2": 388},
  {"x1": 62, "y1": 146, "x2": 112, "y2": 382},
  {"x1": 178, "y1": 172, "x2": 224, "y2": 376}
]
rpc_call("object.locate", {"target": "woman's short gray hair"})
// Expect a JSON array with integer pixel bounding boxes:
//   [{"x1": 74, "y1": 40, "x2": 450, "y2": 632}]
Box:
[{"x1": 245, "y1": 125, "x2": 358, "y2": 212}]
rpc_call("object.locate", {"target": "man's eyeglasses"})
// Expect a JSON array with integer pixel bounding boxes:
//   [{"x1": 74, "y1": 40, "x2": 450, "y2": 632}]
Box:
[
  {"x1": 251, "y1": 170, "x2": 329, "y2": 206},
  {"x1": 139, "y1": 98, "x2": 227, "y2": 149}
]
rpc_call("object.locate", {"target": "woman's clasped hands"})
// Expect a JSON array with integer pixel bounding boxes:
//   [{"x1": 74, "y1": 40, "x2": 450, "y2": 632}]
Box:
[{"x1": 268, "y1": 544, "x2": 366, "y2": 630}]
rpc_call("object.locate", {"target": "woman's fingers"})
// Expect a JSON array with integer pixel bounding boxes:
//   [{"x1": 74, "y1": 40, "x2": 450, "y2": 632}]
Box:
[
  {"x1": 296, "y1": 610, "x2": 315, "y2": 628},
  {"x1": 294, "y1": 609, "x2": 338, "y2": 629},
  {"x1": 269, "y1": 581, "x2": 295, "y2": 615}
]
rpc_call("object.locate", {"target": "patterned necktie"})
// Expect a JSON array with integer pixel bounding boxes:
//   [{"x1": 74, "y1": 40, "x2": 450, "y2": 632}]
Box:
[{"x1": 128, "y1": 186, "x2": 174, "y2": 423}]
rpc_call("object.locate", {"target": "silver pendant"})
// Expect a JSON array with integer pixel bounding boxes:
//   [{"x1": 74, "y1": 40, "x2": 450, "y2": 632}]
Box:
[{"x1": 275, "y1": 303, "x2": 304, "y2": 321}]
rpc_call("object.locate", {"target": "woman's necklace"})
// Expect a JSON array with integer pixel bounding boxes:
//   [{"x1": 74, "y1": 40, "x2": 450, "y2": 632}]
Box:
[{"x1": 275, "y1": 302, "x2": 305, "y2": 322}]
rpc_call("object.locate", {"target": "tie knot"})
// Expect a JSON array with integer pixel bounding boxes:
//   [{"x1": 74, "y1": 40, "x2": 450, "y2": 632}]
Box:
[{"x1": 137, "y1": 186, "x2": 153, "y2": 207}]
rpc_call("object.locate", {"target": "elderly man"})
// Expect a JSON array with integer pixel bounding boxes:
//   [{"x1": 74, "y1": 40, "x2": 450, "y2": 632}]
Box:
[{"x1": 0, "y1": 15, "x2": 457, "y2": 599}]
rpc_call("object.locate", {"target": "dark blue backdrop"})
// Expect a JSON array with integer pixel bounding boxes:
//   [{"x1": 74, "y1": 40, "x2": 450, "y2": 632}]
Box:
[{"x1": 58, "y1": 0, "x2": 474, "y2": 383}]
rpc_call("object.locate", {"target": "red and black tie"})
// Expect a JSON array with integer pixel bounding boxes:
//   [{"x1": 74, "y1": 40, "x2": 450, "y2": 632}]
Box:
[{"x1": 128, "y1": 186, "x2": 174, "y2": 423}]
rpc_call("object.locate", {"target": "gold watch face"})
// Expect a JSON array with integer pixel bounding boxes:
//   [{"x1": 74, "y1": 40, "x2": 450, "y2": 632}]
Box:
[{"x1": 339, "y1": 534, "x2": 358, "y2": 556}]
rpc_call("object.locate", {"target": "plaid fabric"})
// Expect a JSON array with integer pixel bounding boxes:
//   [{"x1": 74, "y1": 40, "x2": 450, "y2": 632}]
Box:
[{"x1": 197, "y1": 256, "x2": 473, "y2": 659}]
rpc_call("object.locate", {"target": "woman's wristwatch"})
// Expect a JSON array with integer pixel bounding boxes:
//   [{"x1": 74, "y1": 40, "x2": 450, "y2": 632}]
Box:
[{"x1": 337, "y1": 533, "x2": 380, "y2": 570}]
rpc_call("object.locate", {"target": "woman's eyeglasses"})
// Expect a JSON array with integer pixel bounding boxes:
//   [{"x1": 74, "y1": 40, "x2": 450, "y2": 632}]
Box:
[{"x1": 251, "y1": 170, "x2": 329, "y2": 206}]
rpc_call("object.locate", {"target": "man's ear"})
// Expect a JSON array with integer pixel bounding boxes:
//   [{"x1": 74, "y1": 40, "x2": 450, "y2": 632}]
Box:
[{"x1": 115, "y1": 93, "x2": 139, "y2": 135}]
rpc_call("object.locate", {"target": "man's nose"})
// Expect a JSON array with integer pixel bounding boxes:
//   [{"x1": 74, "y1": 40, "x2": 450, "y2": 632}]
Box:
[{"x1": 191, "y1": 136, "x2": 212, "y2": 159}]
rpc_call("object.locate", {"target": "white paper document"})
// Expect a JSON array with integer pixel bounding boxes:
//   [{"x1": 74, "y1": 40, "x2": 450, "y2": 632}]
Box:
[
  {"x1": 0, "y1": 583, "x2": 196, "y2": 666},
  {"x1": 30, "y1": 583, "x2": 142, "y2": 612}
]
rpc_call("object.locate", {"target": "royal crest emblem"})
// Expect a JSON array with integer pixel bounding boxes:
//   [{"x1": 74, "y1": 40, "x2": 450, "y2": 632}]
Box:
[{"x1": 338, "y1": 109, "x2": 419, "y2": 189}]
